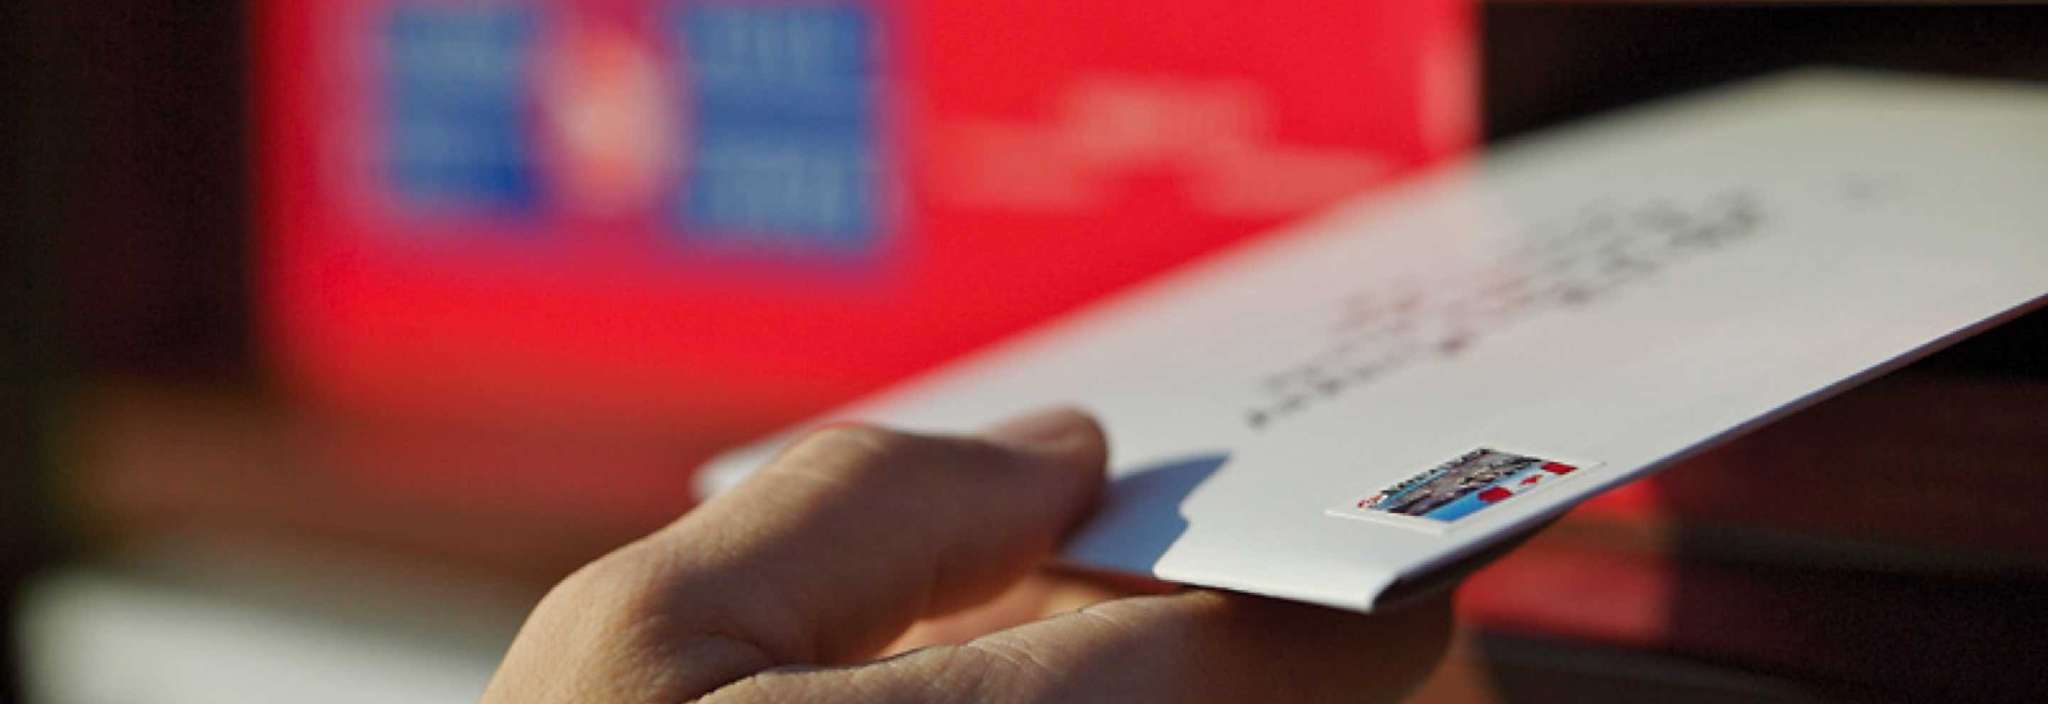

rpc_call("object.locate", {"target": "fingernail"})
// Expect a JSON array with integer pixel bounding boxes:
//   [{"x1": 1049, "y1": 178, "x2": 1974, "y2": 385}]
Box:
[{"x1": 982, "y1": 406, "x2": 1094, "y2": 451}]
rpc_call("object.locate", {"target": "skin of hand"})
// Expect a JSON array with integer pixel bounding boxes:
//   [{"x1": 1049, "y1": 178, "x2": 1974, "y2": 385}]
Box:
[{"x1": 481, "y1": 407, "x2": 1453, "y2": 703}]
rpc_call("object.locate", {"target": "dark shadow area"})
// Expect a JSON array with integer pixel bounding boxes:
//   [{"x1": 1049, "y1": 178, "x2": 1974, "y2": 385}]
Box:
[
  {"x1": 6, "y1": 2, "x2": 246, "y2": 698},
  {"x1": 1484, "y1": 5, "x2": 2048, "y2": 142},
  {"x1": 5, "y1": 4, "x2": 70, "y2": 701},
  {"x1": 1472, "y1": 630, "x2": 1826, "y2": 703}
]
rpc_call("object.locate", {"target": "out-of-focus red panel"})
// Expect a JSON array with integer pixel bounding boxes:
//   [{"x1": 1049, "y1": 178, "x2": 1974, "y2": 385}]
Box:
[{"x1": 256, "y1": 0, "x2": 1474, "y2": 502}]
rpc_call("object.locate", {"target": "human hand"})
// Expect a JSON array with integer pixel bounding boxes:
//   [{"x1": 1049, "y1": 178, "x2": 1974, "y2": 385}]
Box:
[{"x1": 482, "y1": 408, "x2": 1451, "y2": 703}]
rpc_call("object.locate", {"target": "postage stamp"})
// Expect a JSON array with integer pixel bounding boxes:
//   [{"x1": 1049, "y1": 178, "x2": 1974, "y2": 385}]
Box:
[{"x1": 1331, "y1": 448, "x2": 1591, "y2": 533}]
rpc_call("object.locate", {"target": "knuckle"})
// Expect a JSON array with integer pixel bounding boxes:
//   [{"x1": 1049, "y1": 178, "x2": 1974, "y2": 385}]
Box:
[
  {"x1": 774, "y1": 423, "x2": 1012, "y2": 487},
  {"x1": 548, "y1": 549, "x2": 674, "y2": 640},
  {"x1": 543, "y1": 548, "x2": 649, "y2": 615},
  {"x1": 784, "y1": 423, "x2": 917, "y2": 471},
  {"x1": 767, "y1": 424, "x2": 921, "y2": 489}
]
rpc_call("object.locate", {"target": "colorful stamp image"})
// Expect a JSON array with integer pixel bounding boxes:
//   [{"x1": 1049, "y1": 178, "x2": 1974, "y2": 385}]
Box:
[{"x1": 1358, "y1": 448, "x2": 1579, "y2": 523}]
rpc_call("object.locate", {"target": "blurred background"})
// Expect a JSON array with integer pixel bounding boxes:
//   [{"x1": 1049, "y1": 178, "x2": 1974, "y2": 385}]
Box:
[{"x1": 5, "y1": 2, "x2": 2048, "y2": 702}]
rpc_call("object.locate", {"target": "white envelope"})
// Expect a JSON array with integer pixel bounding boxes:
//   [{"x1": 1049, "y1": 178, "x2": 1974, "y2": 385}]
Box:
[{"x1": 697, "y1": 69, "x2": 2048, "y2": 613}]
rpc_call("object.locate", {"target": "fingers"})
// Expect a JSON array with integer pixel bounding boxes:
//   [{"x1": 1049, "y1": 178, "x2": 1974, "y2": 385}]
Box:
[
  {"x1": 481, "y1": 408, "x2": 1107, "y2": 704},
  {"x1": 710, "y1": 590, "x2": 1454, "y2": 704}
]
